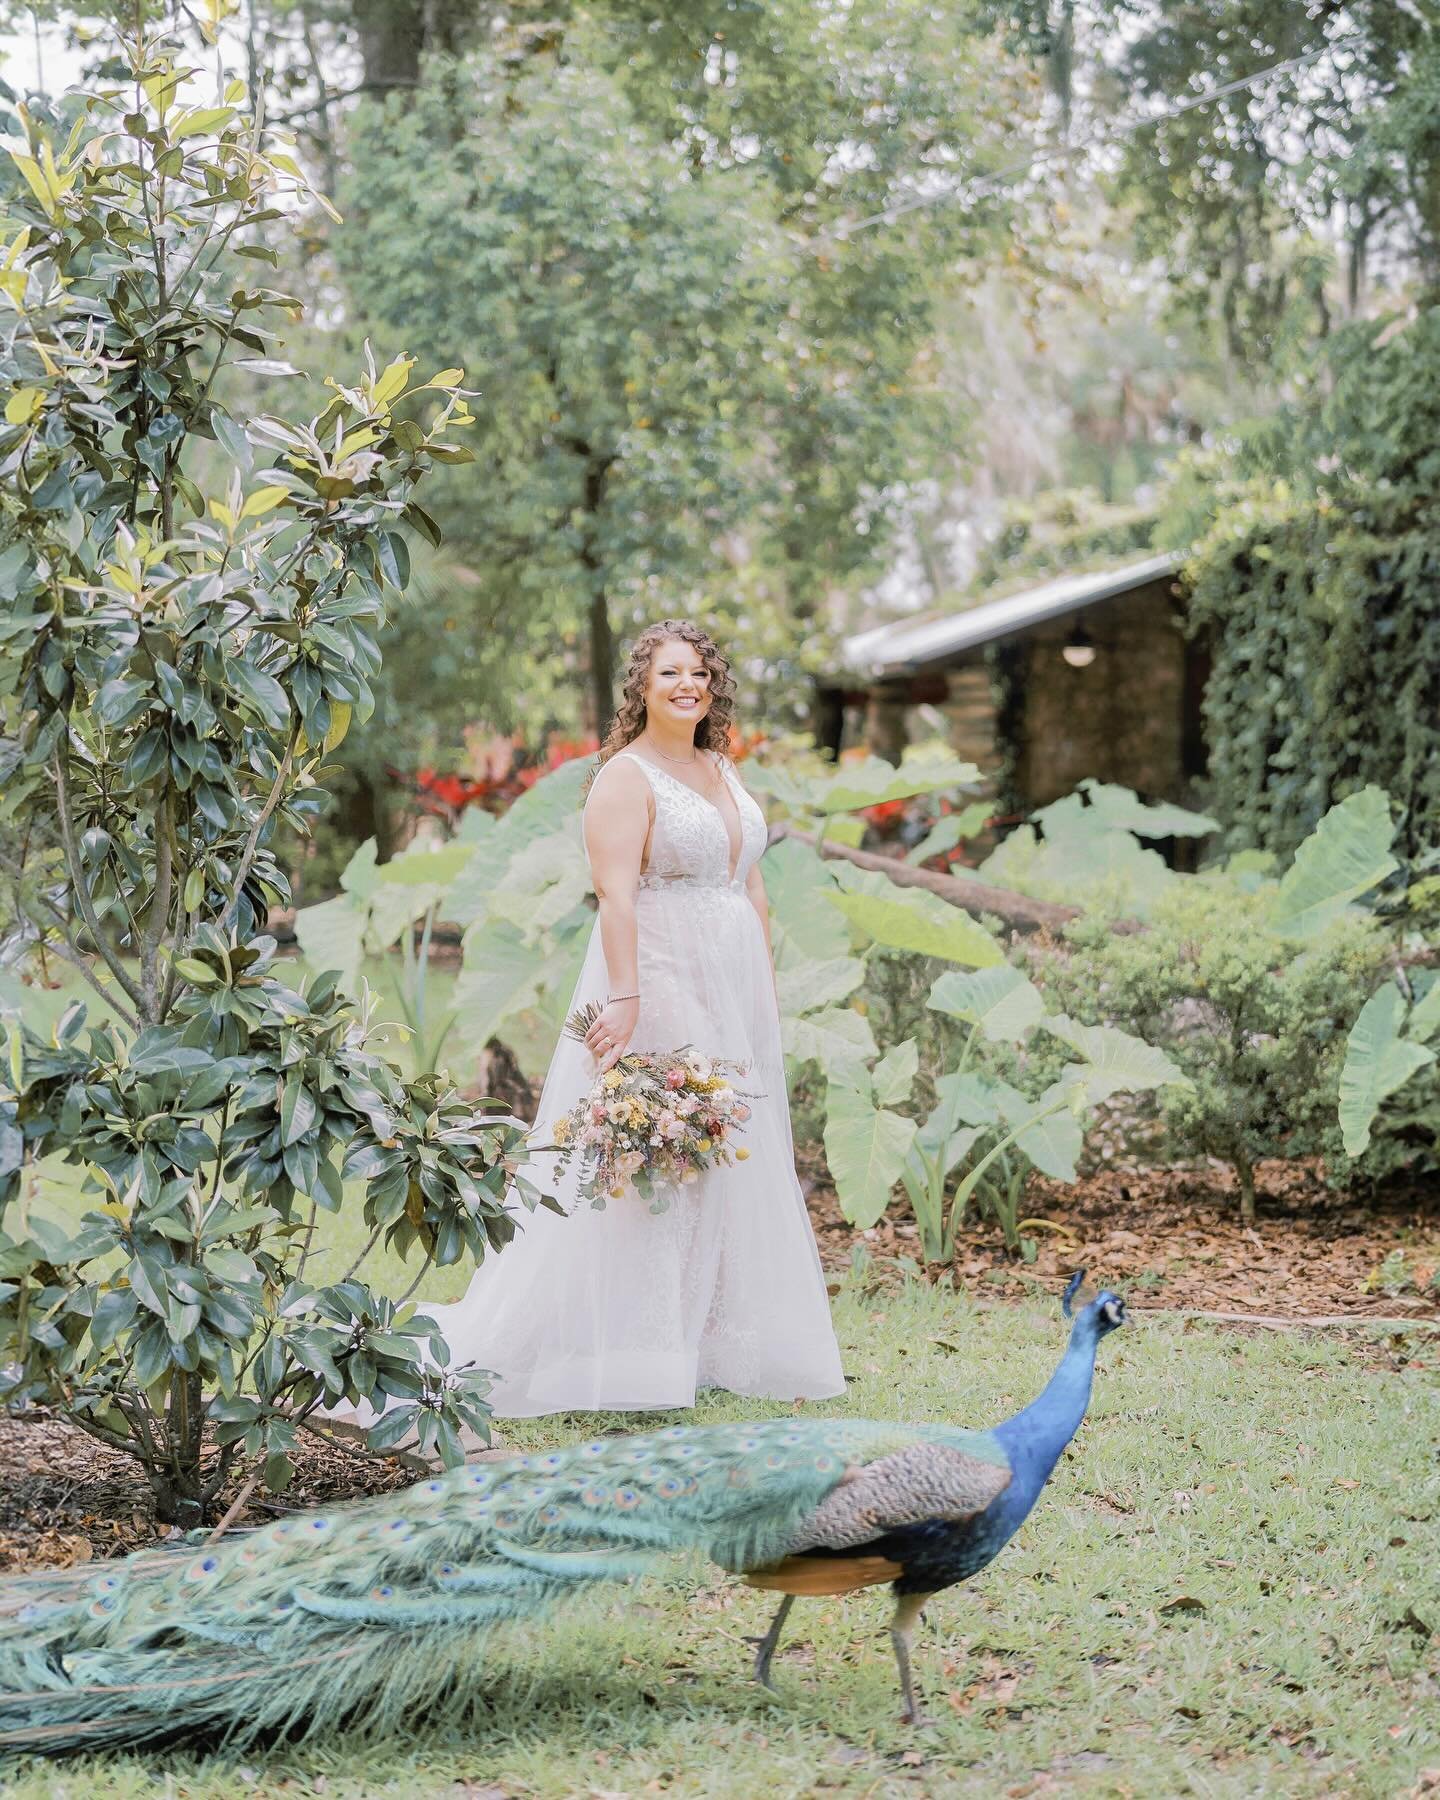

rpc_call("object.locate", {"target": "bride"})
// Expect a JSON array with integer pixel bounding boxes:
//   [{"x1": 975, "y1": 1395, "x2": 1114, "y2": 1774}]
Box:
[{"x1": 415, "y1": 618, "x2": 846, "y2": 1417}]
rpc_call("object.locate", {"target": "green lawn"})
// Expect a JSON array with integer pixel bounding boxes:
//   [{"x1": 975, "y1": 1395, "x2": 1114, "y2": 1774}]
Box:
[{"x1": 5, "y1": 1284, "x2": 1438, "y2": 1798}]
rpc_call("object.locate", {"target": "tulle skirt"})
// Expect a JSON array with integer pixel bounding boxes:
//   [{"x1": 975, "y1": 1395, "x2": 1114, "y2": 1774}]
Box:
[{"x1": 416, "y1": 882, "x2": 846, "y2": 1417}]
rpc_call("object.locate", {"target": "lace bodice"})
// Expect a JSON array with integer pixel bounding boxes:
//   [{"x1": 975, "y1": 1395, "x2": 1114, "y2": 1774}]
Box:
[{"x1": 599, "y1": 749, "x2": 768, "y2": 892}]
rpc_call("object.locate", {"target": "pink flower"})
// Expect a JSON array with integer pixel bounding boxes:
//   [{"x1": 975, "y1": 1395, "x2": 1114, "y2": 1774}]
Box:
[
  {"x1": 733, "y1": 1103, "x2": 750, "y2": 1122},
  {"x1": 665, "y1": 1067, "x2": 686, "y2": 1090}
]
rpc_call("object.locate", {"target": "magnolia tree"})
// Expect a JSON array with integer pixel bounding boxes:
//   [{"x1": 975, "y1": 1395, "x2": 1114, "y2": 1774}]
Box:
[{"x1": 0, "y1": 22, "x2": 542, "y2": 1523}]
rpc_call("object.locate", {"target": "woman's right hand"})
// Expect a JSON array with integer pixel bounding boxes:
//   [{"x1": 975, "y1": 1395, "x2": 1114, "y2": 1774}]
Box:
[{"x1": 584, "y1": 997, "x2": 640, "y2": 1072}]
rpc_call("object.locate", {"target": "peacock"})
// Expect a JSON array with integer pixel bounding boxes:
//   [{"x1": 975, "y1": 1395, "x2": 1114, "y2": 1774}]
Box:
[{"x1": 0, "y1": 1276, "x2": 1125, "y2": 1752}]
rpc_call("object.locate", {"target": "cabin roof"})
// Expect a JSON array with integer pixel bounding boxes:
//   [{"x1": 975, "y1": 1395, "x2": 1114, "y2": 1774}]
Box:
[{"x1": 838, "y1": 551, "x2": 1186, "y2": 677}]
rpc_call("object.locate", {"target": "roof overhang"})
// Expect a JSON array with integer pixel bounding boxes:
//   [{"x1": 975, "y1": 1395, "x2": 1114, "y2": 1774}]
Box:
[{"x1": 836, "y1": 550, "x2": 1186, "y2": 679}]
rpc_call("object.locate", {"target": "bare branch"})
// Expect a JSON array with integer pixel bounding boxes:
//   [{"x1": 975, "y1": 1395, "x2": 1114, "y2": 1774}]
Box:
[
  {"x1": 140, "y1": 788, "x2": 174, "y2": 1021},
  {"x1": 340, "y1": 1222, "x2": 384, "y2": 1284},
  {"x1": 764, "y1": 821, "x2": 1145, "y2": 936},
  {"x1": 218, "y1": 721, "x2": 300, "y2": 932},
  {"x1": 0, "y1": 850, "x2": 142, "y2": 1030},
  {"x1": 205, "y1": 1466, "x2": 261, "y2": 1543},
  {"x1": 396, "y1": 1250, "x2": 436, "y2": 1306}
]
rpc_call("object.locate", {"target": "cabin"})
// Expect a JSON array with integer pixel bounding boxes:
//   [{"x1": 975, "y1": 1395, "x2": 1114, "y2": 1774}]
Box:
[{"x1": 813, "y1": 553, "x2": 1210, "y2": 839}]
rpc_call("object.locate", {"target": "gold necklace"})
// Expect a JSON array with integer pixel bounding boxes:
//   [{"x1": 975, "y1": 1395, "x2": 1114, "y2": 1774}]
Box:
[{"x1": 644, "y1": 737, "x2": 699, "y2": 765}]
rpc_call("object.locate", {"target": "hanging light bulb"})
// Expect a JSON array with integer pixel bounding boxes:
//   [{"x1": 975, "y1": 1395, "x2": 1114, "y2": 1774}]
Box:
[{"x1": 1061, "y1": 620, "x2": 1096, "y2": 668}]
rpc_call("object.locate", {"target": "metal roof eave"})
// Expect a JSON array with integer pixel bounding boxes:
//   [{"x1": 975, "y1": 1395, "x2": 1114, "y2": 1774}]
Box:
[{"x1": 837, "y1": 550, "x2": 1187, "y2": 679}]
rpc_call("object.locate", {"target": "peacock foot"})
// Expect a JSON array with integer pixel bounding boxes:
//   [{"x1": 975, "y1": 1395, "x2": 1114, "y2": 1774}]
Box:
[
  {"x1": 743, "y1": 1634, "x2": 781, "y2": 1689},
  {"x1": 746, "y1": 1592, "x2": 795, "y2": 1689}
]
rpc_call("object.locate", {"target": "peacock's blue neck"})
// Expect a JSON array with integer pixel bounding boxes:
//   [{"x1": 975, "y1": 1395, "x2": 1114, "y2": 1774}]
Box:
[{"x1": 990, "y1": 1318, "x2": 1100, "y2": 1516}]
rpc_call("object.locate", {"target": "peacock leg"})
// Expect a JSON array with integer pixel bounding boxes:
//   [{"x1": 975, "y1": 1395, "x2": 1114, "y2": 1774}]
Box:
[
  {"x1": 746, "y1": 1593, "x2": 795, "y2": 1689},
  {"x1": 890, "y1": 1591, "x2": 935, "y2": 1726}
]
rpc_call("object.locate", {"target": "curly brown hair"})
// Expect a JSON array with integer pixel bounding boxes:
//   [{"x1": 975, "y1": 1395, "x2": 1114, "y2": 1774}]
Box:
[{"x1": 582, "y1": 619, "x2": 738, "y2": 799}]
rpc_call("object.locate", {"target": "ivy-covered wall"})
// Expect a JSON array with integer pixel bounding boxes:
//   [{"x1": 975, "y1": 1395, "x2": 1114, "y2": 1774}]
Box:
[{"x1": 1179, "y1": 305, "x2": 1440, "y2": 867}]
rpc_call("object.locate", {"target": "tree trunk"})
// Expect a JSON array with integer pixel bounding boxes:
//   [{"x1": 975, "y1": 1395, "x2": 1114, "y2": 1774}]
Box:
[
  {"x1": 353, "y1": 0, "x2": 426, "y2": 92},
  {"x1": 1235, "y1": 1154, "x2": 1257, "y2": 1226},
  {"x1": 580, "y1": 455, "x2": 617, "y2": 735},
  {"x1": 588, "y1": 581, "x2": 614, "y2": 738},
  {"x1": 154, "y1": 1368, "x2": 207, "y2": 1526},
  {"x1": 351, "y1": 0, "x2": 482, "y2": 96}
]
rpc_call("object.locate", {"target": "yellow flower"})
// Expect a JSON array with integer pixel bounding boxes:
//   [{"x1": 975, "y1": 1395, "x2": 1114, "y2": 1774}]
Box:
[
  {"x1": 734, "y1": 1147, "x2": 750, "y2": 1161},
  {"x1": 696, "y1": 1137, "x2": 712, "y2": 1152},
  {"x1": 553, "y1": 1116, "x2": 572, "y2": 1142},
  {"x1": 609, "y1": 1184, "x2": 625, "y2": 1198},
  {"x1": 602, "y1": 1070, "x2": 623, "y2": 1090}
]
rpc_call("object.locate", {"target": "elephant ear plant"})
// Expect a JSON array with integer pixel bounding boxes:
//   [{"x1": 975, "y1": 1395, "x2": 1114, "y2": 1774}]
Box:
[{"x1": 0, "y1": 21, "x2": 541, "y2": 1523}]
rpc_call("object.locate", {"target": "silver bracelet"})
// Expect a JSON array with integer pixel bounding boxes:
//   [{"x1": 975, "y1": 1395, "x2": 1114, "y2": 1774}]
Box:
[{"x1": 609, "y1": 991, "x2": 639, "y2": 1003}]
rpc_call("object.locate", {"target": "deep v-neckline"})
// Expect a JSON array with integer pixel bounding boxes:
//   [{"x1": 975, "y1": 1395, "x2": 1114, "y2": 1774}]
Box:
[{"x1": 625, "y1": 749, "x2": 746, "y2": 884}]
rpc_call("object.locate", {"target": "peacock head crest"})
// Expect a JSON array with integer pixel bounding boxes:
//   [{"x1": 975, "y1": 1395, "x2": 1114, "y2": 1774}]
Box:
[{"x1": 1061, "y1": 1269, "x2": 1126, "y2": 1335}]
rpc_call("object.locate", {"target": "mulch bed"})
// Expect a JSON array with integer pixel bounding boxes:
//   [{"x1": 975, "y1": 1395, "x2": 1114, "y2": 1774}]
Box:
[
  {"x1": 0, "y1": 1414, "x2": 417, "y2": 1576},
  {"x1": 3, "y1": 1160, "x2": 1435, "y2": 1575},
  {"x1": 803, "y1": 1149, "x2": 1440, "y2": 1325}
]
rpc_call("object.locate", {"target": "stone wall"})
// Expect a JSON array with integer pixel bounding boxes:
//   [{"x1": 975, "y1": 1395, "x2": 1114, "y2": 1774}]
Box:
[{"x1": 1014, "y1": 576, "x2": 1189, "y2": 807}]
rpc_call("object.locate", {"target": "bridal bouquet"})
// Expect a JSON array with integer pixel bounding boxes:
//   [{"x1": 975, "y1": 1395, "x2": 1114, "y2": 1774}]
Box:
[{"x1": 540, "y1": 1003, "x2": 759, "y2": 1212}]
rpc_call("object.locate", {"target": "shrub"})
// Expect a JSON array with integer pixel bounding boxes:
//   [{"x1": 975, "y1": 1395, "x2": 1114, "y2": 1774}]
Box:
[
  {"x1": 1028, "y1": 879, "x2": 1391, "y2": 1219},
  {"x1": 0, "y1": 22, "x2": 538, "y2": 1523}
]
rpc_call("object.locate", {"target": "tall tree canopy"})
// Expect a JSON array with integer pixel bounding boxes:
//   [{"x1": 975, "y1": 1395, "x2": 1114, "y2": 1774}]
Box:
[{"x1": 332, "y1": 2, "x2": 1029, "y2": 728}]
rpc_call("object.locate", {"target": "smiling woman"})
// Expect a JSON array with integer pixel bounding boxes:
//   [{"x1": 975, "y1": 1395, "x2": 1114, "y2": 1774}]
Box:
[{"x1": 382, "y1": 619, "x2": 847, "y2": 1418}]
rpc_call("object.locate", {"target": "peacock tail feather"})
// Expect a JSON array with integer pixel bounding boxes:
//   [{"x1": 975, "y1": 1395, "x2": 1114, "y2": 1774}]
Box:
[{"x1": 0, "y1": 1415, "x2": 1006, "y2": 1754}]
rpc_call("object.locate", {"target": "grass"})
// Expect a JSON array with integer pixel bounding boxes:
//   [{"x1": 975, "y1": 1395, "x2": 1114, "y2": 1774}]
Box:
[
  {"x1": 5, "y1": 1281, "x2": 1438, "y2": 1798},
  {"x1": 6, "y1": 961, "x2": 1440, "y2": 1793}
]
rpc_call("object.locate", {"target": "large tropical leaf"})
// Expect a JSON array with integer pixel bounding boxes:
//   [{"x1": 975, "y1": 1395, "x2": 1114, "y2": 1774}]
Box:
[
  {"x1": 775, "y1": 954, "x2": 866, "y2": 1017},
  {"x1": 930, "y1": 1068, "x2": 1019, "y2": 1127},
  {"x1": 1039, "y1": 1013, "x2": 1191, "y2": 1101},
  {"x1": 1056, "y1": 779, "x2": 1219, "y2": 839},
  {"x1": 997, "y1": 1078, "x2": 1082, "y2": 1180},
  {"x1": 817, "y1": 747, "x2": 983, "y2": 815},
  {"x1": 1404, "y1": 972, "x2": 1440, "y2": 1043},
  {"x1": 292, "y1": 892, "x2": 365, "y2": 993},
  {"x1": 446, "y1": 758, "x2": 592, "y2": 926},
  {"x1": 450, "y1": 920, "x2": 552, "y2": 1058},
  {"x1": 978, "y1": 815, "x2": 1174, "y2": 918},
  {"x1": 826, "y1": 866, "x2": 1003, "y2": 967},
  {"x1": 928, "y1": 964, "x2": 1045, "y2": 1041},
  {"x1": 373, "y1": 842, "x2": 477, "y2": 887},
  {"x1": 763, "y1": 835, "x2": 851, "y2": 962},
  {"x1": 780, "y1": 1004, "x2": 877, "y2": 1084},
  {"x1": 1267, "y1": 785, "x2": 1398, "y2": 940},
  {"x1": 745, "y1": 745, "x2": 982, "y2": 818},
  {"x1": 487, "y1": 823, "x2": 592, "y2": 942},
  {"x1": 1338, "y1": 985, "x2": 1436, "y2": 1155},
  {"x1": 823, "y1": 1081, "x2": 918, "y2": 1228},
  {"x1": 906, "y1": 801, "x2": 992, "y2": 865},
  {"x1": 871, "y1": 1037, "x2": 919, "y2": 1106}
]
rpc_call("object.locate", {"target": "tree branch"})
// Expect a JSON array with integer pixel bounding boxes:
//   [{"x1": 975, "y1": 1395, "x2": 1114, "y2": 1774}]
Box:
[
  {"x1": 140, "y1": 788, "x2": 174, "y2": 1022},
  {"x1": 218, "y1": 721, "x2": 300, "y2": 932},
  {"x1": 46, "y1": 758, "x2": 147, "y2": 1010},
  {"x1": 0, "y1": 857, "x2": 142, "y2": 1028},
  {"x1": 763, "y1": 821, "x2": 1135, "y2": 934}
]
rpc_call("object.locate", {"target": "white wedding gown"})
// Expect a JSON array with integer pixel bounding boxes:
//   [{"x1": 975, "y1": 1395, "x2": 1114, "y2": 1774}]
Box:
[{"x1": 414, "y1": 747, "x2": 846, "y2": 1417}]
